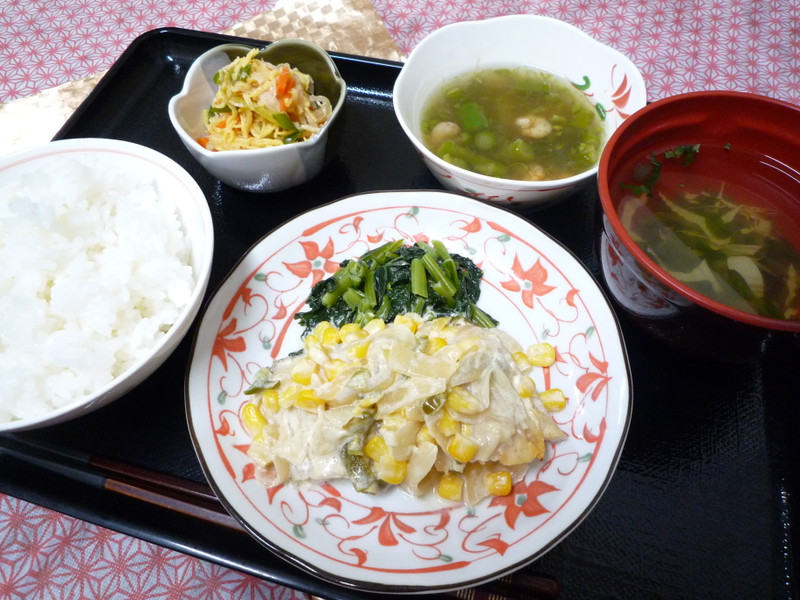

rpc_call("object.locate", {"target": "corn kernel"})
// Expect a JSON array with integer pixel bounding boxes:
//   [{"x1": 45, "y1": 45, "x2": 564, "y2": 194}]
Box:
[
  {"x1": 279, "y1": 384, "x2": 302, "y2": 409},
  {"x1": 425, "y1": 336, "x2": 448, "y2": 355},
  {"x1": 374, "y1": 458, "x2": 408, "y2": 485},
  {"x1": 347, "y1": 340, "x2": 369, "y2": 359},
  {"x1": 429, "y1": 318, "x2": 457, "y2": 339},
  {"x1": 540, "y1": 388, "x2": 567, "y2": 411},
  {"x1": 321, "y1": 326, "x2": 341, "y2": 347},
  {"x1": 438, "y1": 409, "x2": 460, "y2": 437},
  {"x1": 512, "y1": 351, "x2": 533, "y2": 371},
  {"x1": 416, "y1": 425, "x2": 435, "y2": 445},
  {"x1": 312, "y1": 320, "x2": 334, "y2": 337},
  {"x1": 295, "y1": 389, "x2": 325, "y2": 411},
  {"x1": 261, "y1": 389, "x2": 280, "y2": 412},
  {"x1": 527, "y1": 342, "x2": 556, "y2": 367},
  {"x1": 364, "y1": 434, "x2": 389, "y2": 461},
  {"x1": 345, "y1": 329, "x2": 369, "y2": 343},
  {"x1": 340, "y1": 323, "x2": 368, "y2": 343},
  {"x1": 445, "y1": 387, "x2": 482, "y2": 415},
  {"x1": 447, "y1": 433, "x2": 479, "y2": 463},
  {"x1": 290, "y1": 357, "x2": 316, "y2": 385},
  {"x1": 303, "y1": 333, "x2": 321, "y2": 351},
  {"x1": 393, "y1": 313, "x2": 422, "y2": 332},
  {"x1": 365, "y1": 434, "x2": 407, "y2": 483},
  {"x1": 429, "y1": 316, "x2": 451, "y2": 329},
  {"x1": 363, "y1": 318, "x2": 386, "y2": 334},
  {"x1": 516, "y1": 375, "x2": 536, "y2": 398},
  {"x1": 486, "y1": 470, "x2": 513, "y2": 496},
  {"x1": 242, "y1": 402, "x2": 266, "y2": 435},
  {"x1": 323, "y1": 358, "x2": 348, "y2": 381},
  {"x1": 438, "y1": 473, "x2": 464, "y2": 502},
  {"x1": 339, "y1": 322, "x2": 361, "y2": 336}
]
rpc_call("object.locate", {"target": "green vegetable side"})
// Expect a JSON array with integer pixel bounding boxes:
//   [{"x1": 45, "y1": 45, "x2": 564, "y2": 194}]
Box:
[{"x1": 294, "y1": 240, "x2": 498, "y2": 335}]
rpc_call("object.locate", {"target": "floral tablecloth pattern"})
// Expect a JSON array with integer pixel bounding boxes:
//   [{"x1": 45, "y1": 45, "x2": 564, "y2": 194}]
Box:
[
  {"x1": 372, "y1": 0, "x2": 800, "y2": 106},
  {"x1": 1, "y1": 0, "x2": 799, "y2": 105},
  {"x1": 0, "y1": 494, "x2": 307, "y2": 600}
]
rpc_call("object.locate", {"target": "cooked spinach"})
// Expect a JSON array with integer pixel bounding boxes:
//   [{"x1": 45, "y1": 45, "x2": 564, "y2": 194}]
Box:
[{"x1": 294, "y1": 240, "x2": 498, "y2": 335}]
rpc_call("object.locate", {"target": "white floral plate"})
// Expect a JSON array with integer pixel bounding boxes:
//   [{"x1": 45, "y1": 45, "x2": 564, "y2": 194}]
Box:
[{"x1": 185, "y1": 190, "x2": 632, "y2": 593}]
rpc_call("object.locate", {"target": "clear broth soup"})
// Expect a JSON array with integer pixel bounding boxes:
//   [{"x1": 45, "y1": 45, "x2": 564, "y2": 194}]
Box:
[
  {"x1": 421, "y1": 67, "x2": 605, "y2": 181},
  {"x1": 615, "y1": 143, "x2": 800, "y2": 321}
]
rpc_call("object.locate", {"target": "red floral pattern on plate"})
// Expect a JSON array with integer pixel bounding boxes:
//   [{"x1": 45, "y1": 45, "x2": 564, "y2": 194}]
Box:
[{"x1": 187, "y1": 191, "x2": 631, "y2": 591}]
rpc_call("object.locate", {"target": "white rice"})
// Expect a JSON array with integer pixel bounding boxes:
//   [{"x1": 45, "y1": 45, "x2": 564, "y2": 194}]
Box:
[{"x1": 0, "y1": 155, "x2": 195, "y2": 422}]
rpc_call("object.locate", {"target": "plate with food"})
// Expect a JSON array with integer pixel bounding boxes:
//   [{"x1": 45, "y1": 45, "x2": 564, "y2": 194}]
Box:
[{"x1": 185, "y1": 190, "x2": 632, "y2": 592}]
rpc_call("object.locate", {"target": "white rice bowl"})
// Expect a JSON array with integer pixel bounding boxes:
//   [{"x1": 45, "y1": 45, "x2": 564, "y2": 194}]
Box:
[{"x1": 0, "y1": 138, "x2": 214, "y2": 431}]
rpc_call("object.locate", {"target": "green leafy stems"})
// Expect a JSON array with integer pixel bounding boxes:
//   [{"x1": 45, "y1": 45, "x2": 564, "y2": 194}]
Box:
[{"x1": 294, "y1": 240, "x2": 499, "y2": 336}]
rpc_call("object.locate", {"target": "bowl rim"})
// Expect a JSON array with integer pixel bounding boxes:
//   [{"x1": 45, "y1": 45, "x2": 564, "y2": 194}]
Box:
[
  {"x1": 0, "y1": 137, "x2": 215, "y2": 431},
  {"x1": 392, "y1": 14, "x2": 647, "y2": 191},
  {"x1": 168, "y1": 41, "x2": 347, "y2": 159},
  {"x1": 598, "y1": 90, "x2": 800, "y2": 333}
]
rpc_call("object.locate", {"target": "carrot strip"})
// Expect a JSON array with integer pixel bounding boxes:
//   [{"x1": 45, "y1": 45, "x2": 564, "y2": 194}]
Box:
[{"x1": 276, "y1": 66, "x2": 294, "y2": 111}]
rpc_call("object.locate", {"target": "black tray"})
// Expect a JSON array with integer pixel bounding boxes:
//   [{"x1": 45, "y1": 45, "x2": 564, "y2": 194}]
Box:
[{"x1": 1, "y1": 28, "x2": 797, "y2": 600}]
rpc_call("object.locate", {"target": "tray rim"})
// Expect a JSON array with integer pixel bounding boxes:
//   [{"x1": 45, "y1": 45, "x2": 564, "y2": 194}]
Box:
[
  {"x1": 9, "y1": 23, "x2": 791, "y2": 600},
  {"x1": 55, "y1": 26, "x2": 405, "y2": 143}
]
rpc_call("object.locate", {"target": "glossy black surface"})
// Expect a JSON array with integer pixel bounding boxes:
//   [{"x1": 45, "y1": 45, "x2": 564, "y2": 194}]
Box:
[{"x1": 0, "y1": 28, "x2": 797, "y2": 600}]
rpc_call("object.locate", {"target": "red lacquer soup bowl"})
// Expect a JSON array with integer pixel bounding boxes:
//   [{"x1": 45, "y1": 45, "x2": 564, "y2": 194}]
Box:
[{"x1": 597, "y1": 91, "x2": 800, "y2": 361}]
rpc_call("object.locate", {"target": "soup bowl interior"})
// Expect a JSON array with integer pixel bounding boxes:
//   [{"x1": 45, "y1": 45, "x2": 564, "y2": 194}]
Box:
[
  {"x1": 393, "y1": 14, "x2": 646, "y2": 208},
  {"x1": 598, "y1": 91, "x2": 800, "y2": 358}
]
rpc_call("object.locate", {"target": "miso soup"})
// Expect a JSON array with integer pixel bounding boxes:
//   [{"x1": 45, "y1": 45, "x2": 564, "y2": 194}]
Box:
[
  {"x1": 616, "y1": 143, "x2": 800, "y2": 321},
  {"x1": 421, "y1": 67, "x2": 605, "y2": 181}
]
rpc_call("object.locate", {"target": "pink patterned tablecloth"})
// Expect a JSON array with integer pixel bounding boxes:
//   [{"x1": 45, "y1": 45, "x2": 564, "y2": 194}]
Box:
[
  {"x1": 0, "y1": 495, "x2": 307, "y2": 600},
  {"x1": 0, "y1": 0, "x2": 800, "y2": 104},
  {"x1": 372, "y1": 0, "x2": 800, "y2": 105},
  {"x1": 1, "y1": 1, "x2": 799, "y2": 599},
  {"x1": 1, "y1": 0, "x2": 799, "y2": 105}
]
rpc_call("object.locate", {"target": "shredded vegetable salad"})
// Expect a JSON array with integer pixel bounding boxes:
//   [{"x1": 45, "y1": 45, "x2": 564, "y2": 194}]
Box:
[{"x1": 198, "y1": 48, "x2": 332, "y2": 151}]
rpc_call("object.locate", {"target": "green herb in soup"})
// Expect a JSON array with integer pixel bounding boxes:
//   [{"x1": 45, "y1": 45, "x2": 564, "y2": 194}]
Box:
[
  {"x1": 421, "y1": 67, "x2": 605, "y2": 181},
  {"x1": 619, "y1": 145, "x2": 800, "y2": 320}
]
